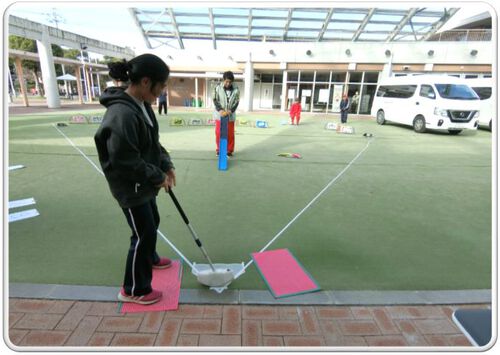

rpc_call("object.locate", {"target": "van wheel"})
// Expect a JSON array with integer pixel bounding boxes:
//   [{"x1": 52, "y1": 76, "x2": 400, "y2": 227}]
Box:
[
  {"x1": 413, "y1": 116, "x2": 426, "y2": 133},
  {"x1": 376, "y1": 110, "x2": 386, "y2": 125},
  {"x1": 448, "y1": 130, "x2": 462, "y2": 135}
]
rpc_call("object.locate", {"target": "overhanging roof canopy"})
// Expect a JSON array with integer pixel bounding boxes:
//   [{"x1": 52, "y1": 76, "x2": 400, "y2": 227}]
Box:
[{"x1": 129, "y1": 7, "x2": 459, "y2": 49}]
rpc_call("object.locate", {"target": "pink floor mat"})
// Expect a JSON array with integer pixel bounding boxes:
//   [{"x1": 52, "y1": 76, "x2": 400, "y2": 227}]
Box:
[
  {"x1": 251, "y1": 249, "x2": 320, "y2": 298},
  {"x1": 120, "y1": 260, "x2": 183, "y2": 313}
]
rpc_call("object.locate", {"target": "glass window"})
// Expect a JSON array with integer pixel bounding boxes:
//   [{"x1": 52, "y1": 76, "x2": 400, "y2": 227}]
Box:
[
  {"x1": 312, "y1": 84, "x2": 329, "y2": 112},
  {"x1": 299, "y1": 84, "x2": 313, "y2": 111},
  {"x1": 419, "y1": 85, "x2": 436, "y2": 99},
  {"x1": 364, "y1": 72, "x2": 379, "y2": 83},
  {"x1": 349, "y1": 72, "x2": 362, "y2": 83},
  {"x1": 288, "y1": 71, "x2": 299, "y2": 81},
  {"x1": 300, "y1": 71, "x2": 314, "y2": 82},
  {"x1": 359, "y1": 85, "x2": 377, "y2": 114},
  {"x1": 315, "y1": 71, "x2": 330, "y2": 82},
  {"x1": 331, "y1": 72, "x2": 346, "y2": 83},
  {"x1": 274, "y1": 74, "x2": 283, "y2": 82},
  {"x1": 347, "y1": 85, "x2": 361, "y2": 114},
  {"x1": 286, "y1": 84, "x2": 298, "y2": 109},
  {"x1": 465, "y1": 75, "x2": 479, "y2": 79},
  {"x1": 272, "y1": 84, "x2": 282, "y2": 109},
  {"x1": 261, "y1": 74, "x2": 273, "y2": 83},
  {"x1": 435, "y1": 84, "x2": 479, "y2": 100},
  {"x1": 472, "y1": 87, "x2": 492, "y2": 100},
  {"x1": 377, "y1": 85, "x2": 417, "y2": 98}
]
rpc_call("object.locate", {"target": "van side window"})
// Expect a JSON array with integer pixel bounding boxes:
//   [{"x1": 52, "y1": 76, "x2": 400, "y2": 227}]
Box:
[
  {"x1": 376, "y1": 85, "x2": 417, "y2": 98},
  {"x1": 419, "y1": 85, "x2": 436, "y2": 99}
]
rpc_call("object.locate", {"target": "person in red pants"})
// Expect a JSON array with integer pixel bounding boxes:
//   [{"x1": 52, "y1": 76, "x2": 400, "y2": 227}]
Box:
[
  {"x1": 289, "y1": 98, "x2": 302, "y2": 125},
  {"x1": 213, "y1": 71, "x2": 240, "y2": 156}
]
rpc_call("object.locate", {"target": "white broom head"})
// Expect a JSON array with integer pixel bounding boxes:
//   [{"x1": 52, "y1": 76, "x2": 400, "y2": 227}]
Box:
[{"x1": 196, "y1": 267, "x2": 234, "y2": 287}]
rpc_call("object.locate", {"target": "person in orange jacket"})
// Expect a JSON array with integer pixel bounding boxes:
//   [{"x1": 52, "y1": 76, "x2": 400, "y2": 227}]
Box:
[{"x1": 289, "y1": 98, "x2": 302, "y2": 125}]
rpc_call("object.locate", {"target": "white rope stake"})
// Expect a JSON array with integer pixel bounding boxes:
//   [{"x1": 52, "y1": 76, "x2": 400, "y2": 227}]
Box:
[
  {"x1": 233, "y1": 138, "x2": 375, "y2": 279},
  {"x1": 53, "y1": 124, "x2": 195, "y2": 268}
]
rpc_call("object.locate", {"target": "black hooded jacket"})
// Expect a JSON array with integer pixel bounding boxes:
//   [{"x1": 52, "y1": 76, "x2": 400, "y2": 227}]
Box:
[{"x1": 94, "y1": 86, "x2": 174, "y2": 208}]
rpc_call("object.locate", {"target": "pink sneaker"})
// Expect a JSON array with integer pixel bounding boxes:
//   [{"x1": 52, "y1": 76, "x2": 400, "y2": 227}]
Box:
[
  {"x1": 153, "y1": 257, "x2": 172, "y2": 269},
  {"x1": 117, "y1": 288, "x2": 162, "y2": 305}
]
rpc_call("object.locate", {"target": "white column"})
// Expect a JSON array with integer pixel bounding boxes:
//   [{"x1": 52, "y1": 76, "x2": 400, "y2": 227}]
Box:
[
  {"x1": 80, "y1": 50, "x2": 90, "y2": 102},
  {"x1": 36, "y1": 25, "x2": 60, "y2": 108},
  {"x1": 195, "y1": 77, "x2": 199, "y2": 108},
  {"x1": 381, "y1": 52, "x2": 394, "y2": 78},
  {"x1": 205, "y1": 77, "x2": 209, "y2": 108},
  {"x1": 90, "y1": 67, "x2": 95, "y2": 98},
  {"x1": 243, "y1": 55, "x2": 254, "y2": 112},
  {"x1": 61, "y1": 64, "x2": 70, "y2": 98},
  {"x1": 8, "y1": 68, "x2": 16, "y2": 102},
  {"x1": 280, "y1": 70, "x2": 288, "y2": 112},
  {"x1": 95, "y1": 59, "x2": 102, "y2": 96}
]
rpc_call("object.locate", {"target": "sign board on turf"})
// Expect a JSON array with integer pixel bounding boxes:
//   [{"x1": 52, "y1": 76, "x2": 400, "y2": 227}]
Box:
[
  {"x1": 169, "y1": 118, "x2": 185, "y2": 126},
  {"x1": 325, "y1": 122, "x2": 337, "y2": 130},
  {"x1": 189, "y1": 118, "x2": 203, "y2": 126},
  {"x1": 88, "y1": 116, "x2": 103, "y2": 124},
  {"x1": 69, "y1": 115, "x2": 87, "y2": 124}
]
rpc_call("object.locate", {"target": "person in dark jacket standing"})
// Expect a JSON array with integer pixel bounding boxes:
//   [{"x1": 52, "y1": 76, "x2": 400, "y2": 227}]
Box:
[
  {"x1": 158, "y1": 89, "x2": 167, "y2": 115},
  {"x1": 339, "y1": 93, "x2": 350, "y2": 124},
  {"x1": 213, "y1": 71, "x2": 240, "y2": 156},
  {"x1": 94, "y1": 54, "x2": 176, "y2": 305}
]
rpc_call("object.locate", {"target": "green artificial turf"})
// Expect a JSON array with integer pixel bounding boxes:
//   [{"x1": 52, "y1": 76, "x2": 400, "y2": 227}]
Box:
[{"x1": 8, "y1": 110, "x2": 492, "y2": 291}]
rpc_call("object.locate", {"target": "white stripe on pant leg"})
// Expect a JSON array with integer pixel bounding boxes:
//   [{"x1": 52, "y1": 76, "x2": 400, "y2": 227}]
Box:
[{"x1": 128, "y1": 209, "x2": 141, "y2": 297}]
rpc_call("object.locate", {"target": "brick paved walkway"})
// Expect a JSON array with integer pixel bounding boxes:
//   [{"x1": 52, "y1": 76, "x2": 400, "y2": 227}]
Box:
[{"x1": 8, "y1": 299, "x2": 489, "y2": 348}]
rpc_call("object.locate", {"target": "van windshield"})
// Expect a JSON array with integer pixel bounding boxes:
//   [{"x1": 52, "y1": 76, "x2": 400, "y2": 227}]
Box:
[
  {"x1": 435, "y1": 84, "x2": 479, "y2": 100},
  {"x1": 472, "y1": 87, "x2": 492, "y2": 100}
]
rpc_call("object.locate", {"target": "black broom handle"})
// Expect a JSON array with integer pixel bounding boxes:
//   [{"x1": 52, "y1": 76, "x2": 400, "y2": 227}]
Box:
[{"x1": 167, "y1": 189, "x2": 190, "y2": 225}]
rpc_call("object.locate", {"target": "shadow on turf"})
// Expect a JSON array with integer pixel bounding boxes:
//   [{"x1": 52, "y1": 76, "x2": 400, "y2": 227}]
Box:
[{"x1": 383, "y1": 122, "x2": 481, "y2": 136}]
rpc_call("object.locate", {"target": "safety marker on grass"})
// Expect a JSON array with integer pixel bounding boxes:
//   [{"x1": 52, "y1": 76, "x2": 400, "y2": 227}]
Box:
[
  {"x1": 9, "y1": 209, "x2": 39, "y2": 223},
  {"x1": 277, "y1": 153, "x2": 302, "y2": 159},
  {"x1": 233, "y1": 137, "x2": 375, "y2": 279},
  {"x1": 9, "y1": 198, "x2": 36, "y2": 209},
  {"x1": 255, "y1": 120, "x2": 269, "y2": 128},
  {"x1": 9, "y1": 165, "x2": 25, "y2": 171}
]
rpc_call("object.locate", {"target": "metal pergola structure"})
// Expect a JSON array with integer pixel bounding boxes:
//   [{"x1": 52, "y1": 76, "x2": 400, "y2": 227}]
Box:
[{"x1": 129, "y1": 7, "x2": 459, "y2": 50}]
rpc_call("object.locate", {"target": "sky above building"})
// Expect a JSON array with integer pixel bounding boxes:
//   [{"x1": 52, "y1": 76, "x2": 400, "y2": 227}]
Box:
[{"x1": 6, "y1": 1, "x2": 495, "y2": 60}]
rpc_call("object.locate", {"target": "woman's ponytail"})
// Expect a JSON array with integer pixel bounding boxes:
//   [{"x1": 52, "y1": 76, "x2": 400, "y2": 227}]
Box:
[{"x1": 107, "y1": 59, "x2": 130, "y2": 82}]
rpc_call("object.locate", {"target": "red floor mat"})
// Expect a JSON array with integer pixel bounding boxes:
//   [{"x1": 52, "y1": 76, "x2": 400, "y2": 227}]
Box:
[
  {"x1": 251, "y1": 249, "x2": 320, "y2": 298},
  {"x1": 120, "y1": 260, "x2": 182, "y2": 313}
]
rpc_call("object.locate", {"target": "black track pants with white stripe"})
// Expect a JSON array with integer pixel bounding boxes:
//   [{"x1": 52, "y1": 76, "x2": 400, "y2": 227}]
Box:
[{"x1": 121, "y1": 198, "x2": 161, "y2": 296}]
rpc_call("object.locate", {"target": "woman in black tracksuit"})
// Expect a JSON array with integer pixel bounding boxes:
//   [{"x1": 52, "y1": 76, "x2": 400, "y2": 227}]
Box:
[{"x1": 95, "y1": 54, "x2": 175, "y2": 305}]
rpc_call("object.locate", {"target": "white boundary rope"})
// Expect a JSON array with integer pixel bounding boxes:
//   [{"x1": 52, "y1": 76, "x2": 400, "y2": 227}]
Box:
[
  {"x1": 233, "y1": 137, "x2": 374, "y2": 279},
  {"x1": 54, "y1": 124, "x2": 104, "y2": 176},
  {"x1": 55, "y1": 123, "x2": 373, "y2": 284},
  {"x1": 53, "y1": 124, "x2": 195, "y2": 269}
]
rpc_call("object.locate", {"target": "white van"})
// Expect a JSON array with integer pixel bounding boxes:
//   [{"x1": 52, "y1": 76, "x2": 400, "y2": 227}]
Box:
[
  {"x1": 465, "y1": 78, "x2": 493, "y2": 130},
  {"x1": 371, "y1": 75, "x2": 481, "y2": 134}
]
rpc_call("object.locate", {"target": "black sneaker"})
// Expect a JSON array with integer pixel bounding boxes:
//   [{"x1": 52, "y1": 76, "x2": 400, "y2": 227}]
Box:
[{"x1": 227, "y1": 152, "x2": 233, "y2": 157}]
